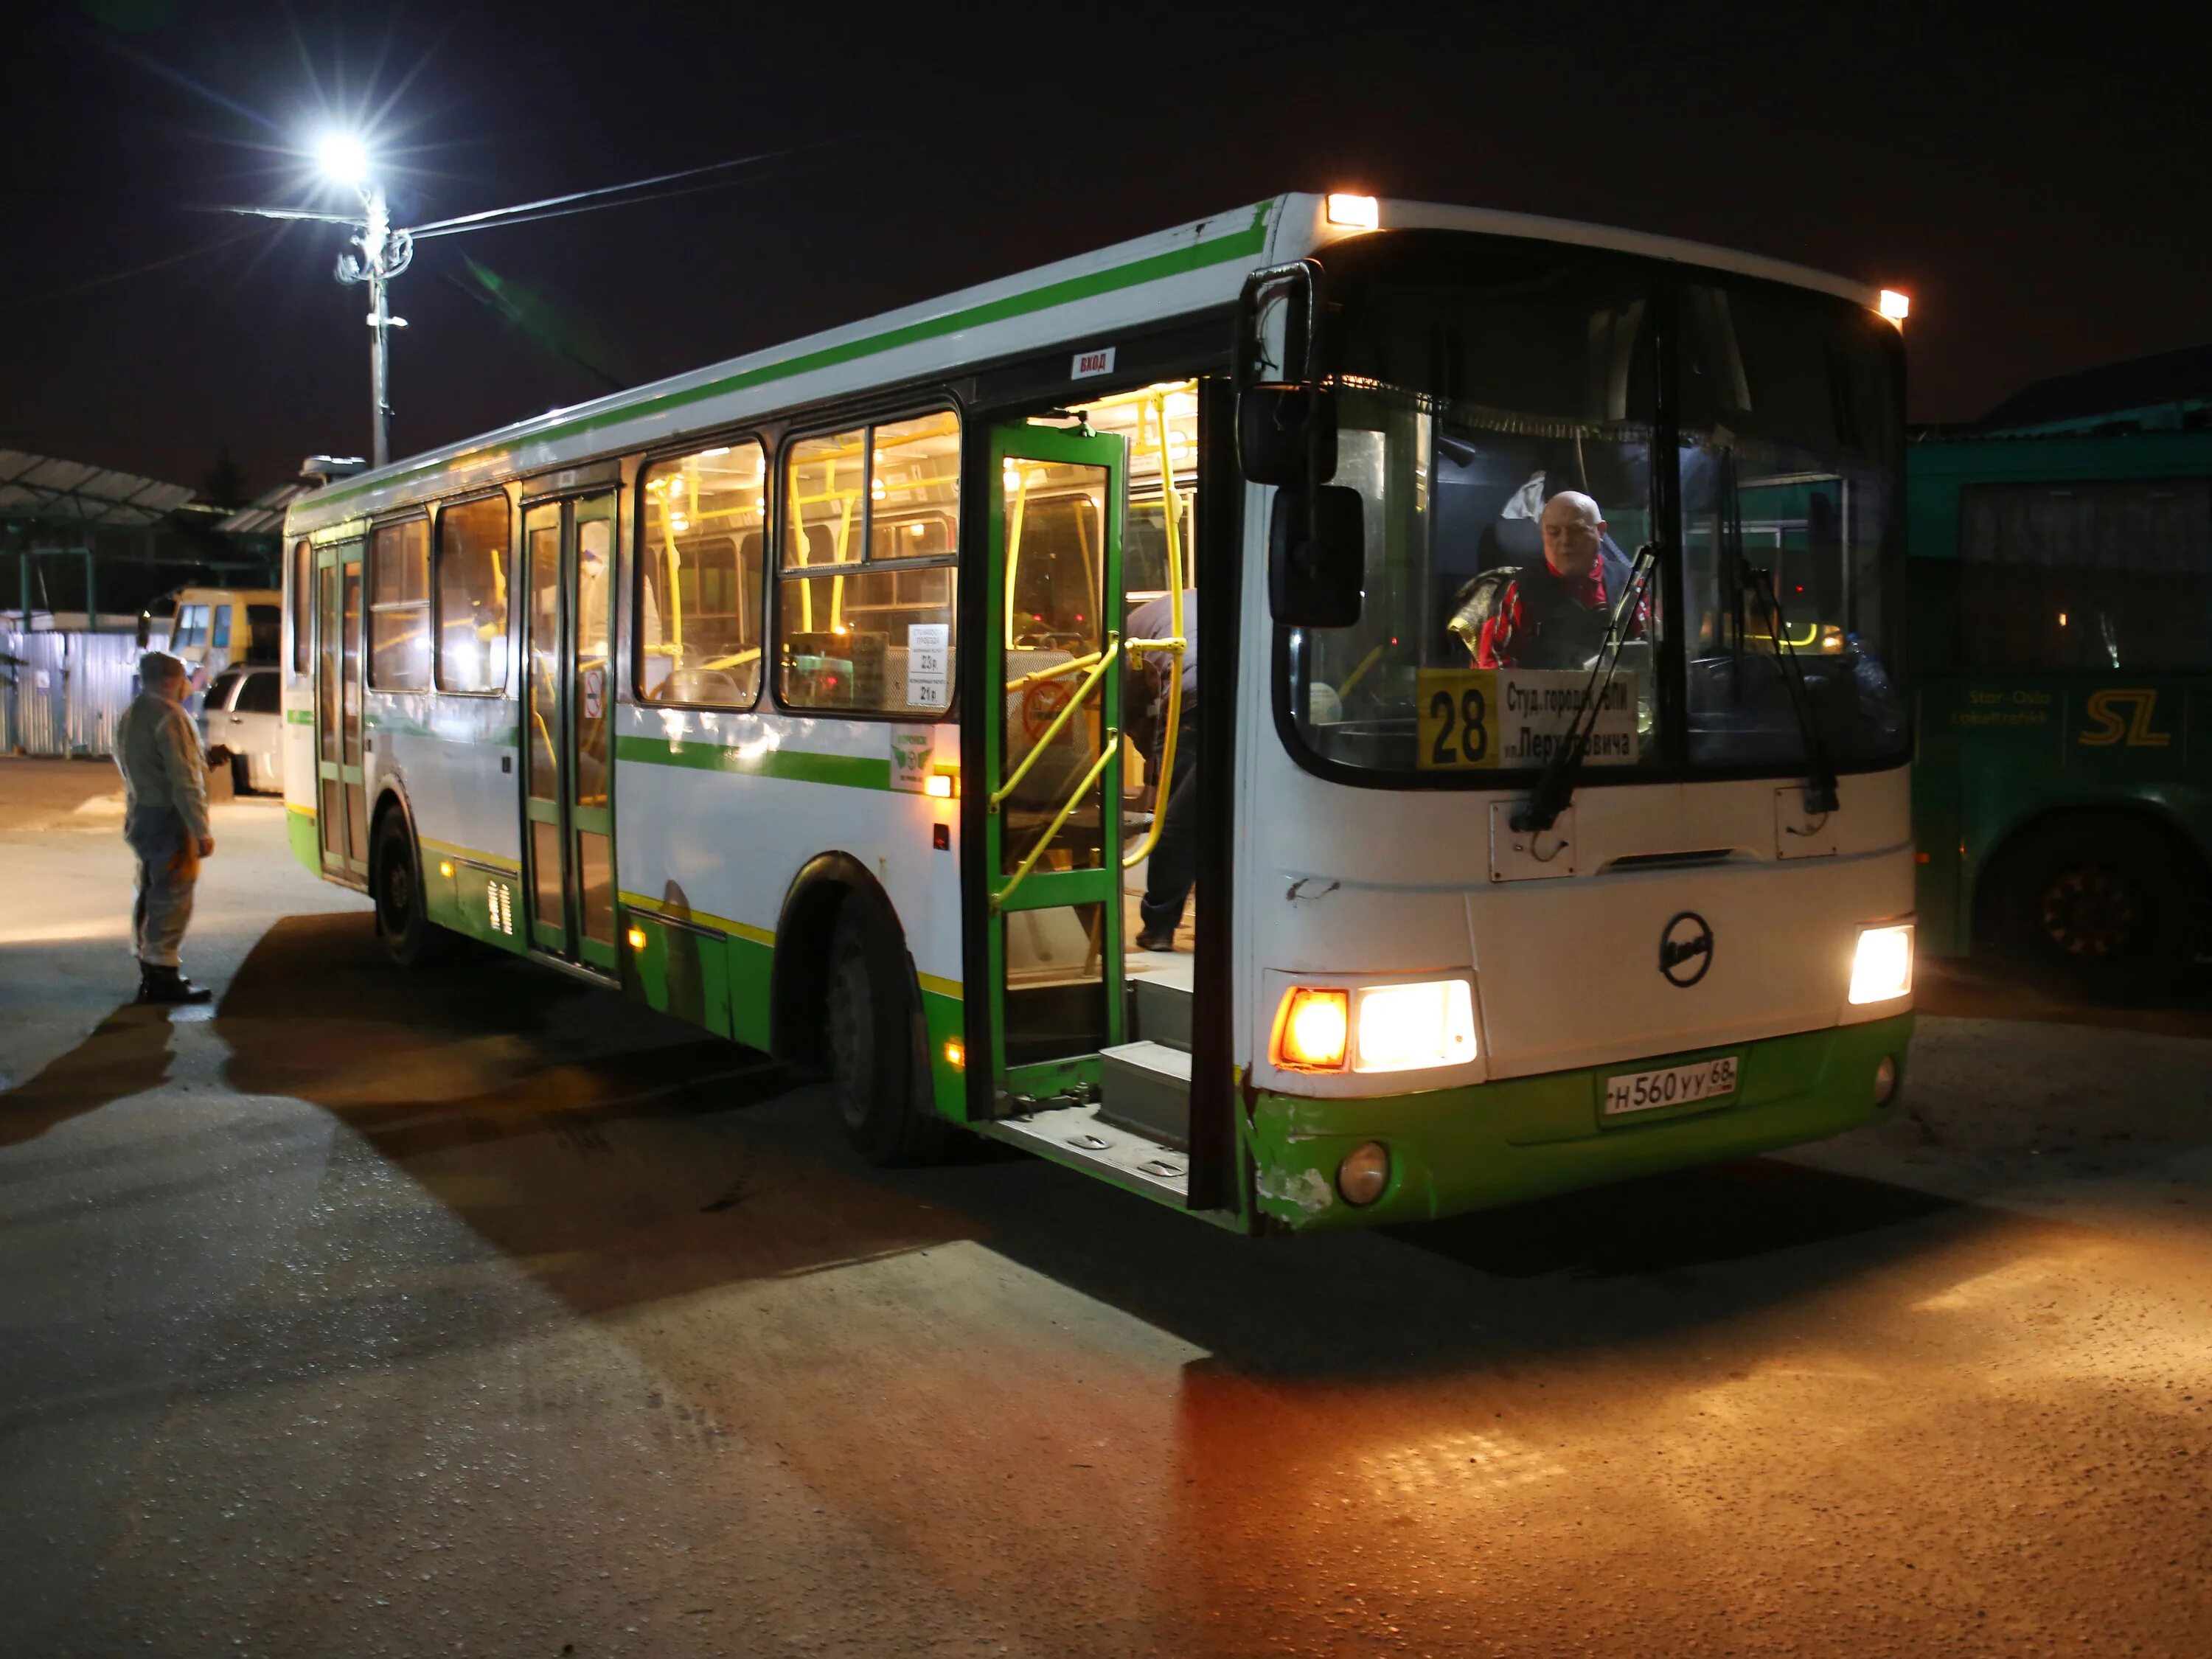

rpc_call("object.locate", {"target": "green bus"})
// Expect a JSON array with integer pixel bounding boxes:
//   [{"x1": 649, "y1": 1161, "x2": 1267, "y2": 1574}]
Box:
[{"x1": 1908, "y1": 428, "x2": 2212, "y2": 991}]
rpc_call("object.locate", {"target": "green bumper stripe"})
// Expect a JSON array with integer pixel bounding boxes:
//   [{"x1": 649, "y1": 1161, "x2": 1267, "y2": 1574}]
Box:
[
  {"x1": 303, "y1": 203, "x2": 1273, "y2": 512},
  {"x1": 615, "y1": 732, "x2": 888, "y2": 791},
  {"x1": 1248, "y1": 1014, "x2": 1918, "y2": 1234}
]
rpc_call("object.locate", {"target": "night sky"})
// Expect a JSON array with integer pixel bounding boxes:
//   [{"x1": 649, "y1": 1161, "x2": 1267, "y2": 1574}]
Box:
[{"x1": 3, "y1": 0, "x2": 2202, "y2": 499}]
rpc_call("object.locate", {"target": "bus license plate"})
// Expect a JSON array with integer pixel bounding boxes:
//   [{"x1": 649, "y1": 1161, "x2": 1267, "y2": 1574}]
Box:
[{"x1": 1604, "y1": 1056, "x2": 1739, "y2": 1117}]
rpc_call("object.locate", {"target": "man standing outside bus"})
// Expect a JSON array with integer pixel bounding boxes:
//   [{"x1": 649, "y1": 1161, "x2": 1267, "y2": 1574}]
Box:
[
  {"x1": 114, "y1": 650, "x2": 216, "y2": 1005},
  {"x1": 1125, "y1": 588, "x2": 1197, "y2": 952}
]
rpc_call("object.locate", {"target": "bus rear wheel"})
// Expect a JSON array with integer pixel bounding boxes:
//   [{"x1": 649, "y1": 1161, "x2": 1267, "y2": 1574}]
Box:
[
  {"x1": 372, "y1": 810, "x2": 450, "y2": 969},
  {"x1": 1991, "y1": 815, "x2": 2207, "y2": 999},
  {"x1": 824, "y1": 902, "x2": 950, "y2": 1165}
]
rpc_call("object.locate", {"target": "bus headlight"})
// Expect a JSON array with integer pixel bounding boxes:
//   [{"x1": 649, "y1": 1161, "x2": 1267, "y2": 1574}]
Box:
[
  {"x1": 1849, "y1": 923, "x2": 1915, "y2": 1004},
  {"x1": 1272, "y1": 987, "x2": 1349, "y2": 1071},
  {"x1": 1352, "y1": 979, "x2": 1478, "y2": 1073}
]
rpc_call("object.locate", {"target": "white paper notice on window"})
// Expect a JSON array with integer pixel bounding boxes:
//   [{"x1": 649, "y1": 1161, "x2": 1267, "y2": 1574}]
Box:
[{"x1": 906, "y1": 622, "x2": 950, "y2": 709}]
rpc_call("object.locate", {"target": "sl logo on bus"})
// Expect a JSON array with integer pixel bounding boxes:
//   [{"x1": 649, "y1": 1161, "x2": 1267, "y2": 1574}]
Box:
[
  {"x1": 2078, "y1": 689, "x2": 2171, "y2": 748},
  {"x1": 1658, "y1": 911, "x2": 1714, "y2": 988}
]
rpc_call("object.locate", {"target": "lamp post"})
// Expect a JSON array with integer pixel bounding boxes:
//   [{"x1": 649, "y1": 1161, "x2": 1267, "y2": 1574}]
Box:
[{"x1": 319, "y1": 133, "x2": 411, "y2": 468}]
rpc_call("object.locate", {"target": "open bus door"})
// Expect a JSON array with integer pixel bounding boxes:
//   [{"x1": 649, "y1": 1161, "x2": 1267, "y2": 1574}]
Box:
[
  {"x1": 313, "y1": 540, "x2": 368, "y2": 880},
  {"x1": 978, "y1": 421, "x2": 1131, "y2": 1098},
  {"x1": 519, "y1": 490, "x2": 619, "y2": 973},
  {"x1": 967, "y1": 417, "x2": 1197, "y2": 1203}
]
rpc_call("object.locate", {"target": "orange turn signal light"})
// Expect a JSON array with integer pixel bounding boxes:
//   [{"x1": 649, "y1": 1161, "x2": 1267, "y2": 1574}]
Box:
[
  {"x1": 1272, "y1": 987, "x2": 1350, "y2": 1071},
  {"x1": 944, "y1": 1039, "x2": 966, "y2": 1070}
]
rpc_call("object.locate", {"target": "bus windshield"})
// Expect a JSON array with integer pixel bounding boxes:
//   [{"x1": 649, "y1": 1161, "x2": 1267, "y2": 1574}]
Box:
[{"x1": 1282, "y1": 232, "x2": 1907, "y2": 784}]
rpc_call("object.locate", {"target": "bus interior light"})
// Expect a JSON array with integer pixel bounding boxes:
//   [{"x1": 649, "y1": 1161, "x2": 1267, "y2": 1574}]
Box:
[
  {"x1": 1878, "y1": 288, "x2": 1911, "y2": 323},
  {"x1": 925, "y1": 772, "x2": 955, "y2": 799},
  {"x1": 1273, "y1": 987, "x2": 1350, "y2": 1071},
  {"x1": 1326, "y1": 192, "x2": 1380, "y2": 229},
  {"x1": 1849, "y1": 923, "x2": 1914, "y2": 1004},
  {"x1": 1352, "y1": 979, "x2": 1478, "y2": 1073}
]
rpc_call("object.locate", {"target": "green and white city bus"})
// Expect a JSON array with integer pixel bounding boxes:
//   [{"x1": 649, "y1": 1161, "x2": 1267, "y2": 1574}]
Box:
[
  {"x1": 1908, "y1": 426, "x2": 2212, "y2": 992},
  {"x1": 279, "y1": 192, "x2": 1918, "y2": 1233}
]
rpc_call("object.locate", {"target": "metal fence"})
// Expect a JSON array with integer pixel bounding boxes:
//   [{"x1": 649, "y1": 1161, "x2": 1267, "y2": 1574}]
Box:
[{"x1": 0, "y1": 629, "x2": 164, "y2": 757}]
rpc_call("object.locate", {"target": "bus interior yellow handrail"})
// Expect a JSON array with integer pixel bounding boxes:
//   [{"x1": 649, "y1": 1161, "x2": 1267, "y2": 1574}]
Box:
[
  {"x1": 1122, "y1": 391, "x2": 1186, "y2": 872},
  {"x1": 992, "y1": 738, "x2": 1118, "y2": 914},
  {"x1": 991, "y1": 637, "x2": 1119, "y2": 810}
]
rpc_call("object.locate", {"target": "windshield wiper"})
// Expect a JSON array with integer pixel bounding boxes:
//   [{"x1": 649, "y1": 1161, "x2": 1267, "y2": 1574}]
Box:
[
  {"x1": 1511, "y1": 543, "x2": 1659, "y2": 835},
  {"x1": 1742, "y1": 562, "x2": 1840, "y2": 815}
]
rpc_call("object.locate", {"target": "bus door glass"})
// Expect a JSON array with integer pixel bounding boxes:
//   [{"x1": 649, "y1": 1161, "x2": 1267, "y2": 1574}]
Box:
[
  {"x1": 521, "y1": 492, "x2": 619, "y2": 970},
  {"x1": 980, "y1": 422, "x2": 1128, "y2": 1091},
  {"x1": 314, "y1": 541, "x2": 368, "y2": 876}
]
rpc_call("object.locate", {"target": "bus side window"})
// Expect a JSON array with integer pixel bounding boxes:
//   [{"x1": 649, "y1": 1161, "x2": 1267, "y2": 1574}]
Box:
[
  {"x1": 638, "y1": 440, "x2": 767, "y2": 708},
  {"x1": 248, "y1": 604, "x2": 280, "y2": 664},
  {"x1": 212, "y1": 603, "x2": 232, "y2": 650},
  {"x1": 436, "y1": 494, "x2": 513, "y2": 693},
  {"x1": 778, "y1": 411, "x2": 959, "y2": 714},
  {"x1": 369, "y1": 518, "x2": 432, "y2": 690}
]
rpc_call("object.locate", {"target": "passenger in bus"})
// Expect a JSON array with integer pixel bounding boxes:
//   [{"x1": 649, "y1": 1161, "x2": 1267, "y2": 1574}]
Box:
[
  {"x1": 114, "y1": 651, "x2": 217, "y2": 1005},
  {"x1": 1125, "y1": 588, "x2": 1197, "y2": 953},
  {"x1": 1445, "y1": 488, "x2": 1649, "y2": 669}
]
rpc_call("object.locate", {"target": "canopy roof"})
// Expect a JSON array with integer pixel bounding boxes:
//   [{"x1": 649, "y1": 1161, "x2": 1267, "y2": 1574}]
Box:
[{"x1": 0, "y1": 450, "x2": 195, "y2": 527}]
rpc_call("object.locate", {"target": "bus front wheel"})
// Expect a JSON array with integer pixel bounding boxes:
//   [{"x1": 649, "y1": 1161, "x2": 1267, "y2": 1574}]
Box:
[
  {"x1": 1990, "y1": 814, "x2": 2207, "y2": 998},
  {"x1": 824, "y1": 902, "x2": 950, "y2": 1165},
  {"x1": 372, "y1": 810, "x2": 450, "y2": 969}
]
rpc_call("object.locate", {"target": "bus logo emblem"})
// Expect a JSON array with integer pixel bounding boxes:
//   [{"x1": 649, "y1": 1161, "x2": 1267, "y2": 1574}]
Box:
[{"x1": 1658, "y1": 911, "x2": 1714, "y2": 987}]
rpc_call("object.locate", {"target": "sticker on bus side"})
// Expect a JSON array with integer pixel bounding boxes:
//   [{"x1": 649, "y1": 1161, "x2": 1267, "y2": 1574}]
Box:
[
  {"x1": 1414, "y1": 668, "x2": 1638, "y2": 771},
  {"x1": 1071, "y1": 346, "x2": 1117, "y2": 380}
]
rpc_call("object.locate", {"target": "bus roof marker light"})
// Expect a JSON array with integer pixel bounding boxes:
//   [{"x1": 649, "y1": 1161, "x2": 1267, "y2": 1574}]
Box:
[
  {"x1": 1325, "y1": 192, "x2": 1380, "y2": 230},
  {"x1": 1878, "y1": 288, "x2": 1911, "y2": 324}
]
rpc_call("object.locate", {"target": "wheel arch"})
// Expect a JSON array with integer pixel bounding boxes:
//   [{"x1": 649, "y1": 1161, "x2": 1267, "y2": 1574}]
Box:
[
  {"x1": 770, "y1": 852, "x2": 911, "y2": 1068},
  {"x1": 367, "y1": 776, "x2": 418, "y2": 861},
  {"x1": 1970, "y1": 799, "x2": 2212, "y2": 945}
]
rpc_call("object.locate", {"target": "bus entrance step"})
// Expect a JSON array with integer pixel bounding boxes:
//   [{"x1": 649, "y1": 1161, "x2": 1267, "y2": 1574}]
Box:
[
  {"x1": 1127, "y1": 957, "x2": 1194, "y2": 1052},
  {"x1": 1096, "y1": 1040, "x2": 1192, "y2": 1150}
]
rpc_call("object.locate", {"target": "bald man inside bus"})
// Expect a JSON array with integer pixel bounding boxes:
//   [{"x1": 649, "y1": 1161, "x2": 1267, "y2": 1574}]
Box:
[{"x1": 1446, "y1": 486, "x2": 1649, "y2": 670}]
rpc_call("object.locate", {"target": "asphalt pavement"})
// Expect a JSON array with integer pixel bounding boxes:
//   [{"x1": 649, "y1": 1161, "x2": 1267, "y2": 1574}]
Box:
[{"x1": 2, "y1": 755, "x2": 2208, "y2": 1658}]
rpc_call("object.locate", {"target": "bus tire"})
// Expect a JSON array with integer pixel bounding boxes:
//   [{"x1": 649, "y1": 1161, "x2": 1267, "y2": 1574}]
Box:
[
  {"x1": 372, "y1": 807, "x2": 451, "y2": 969},
  {"x1": 1988, "y1": 813, "x2": 2208, "y2": 999},
  {"x1": 824, "y1": 902, "x2": 950, "y2": 1165}
]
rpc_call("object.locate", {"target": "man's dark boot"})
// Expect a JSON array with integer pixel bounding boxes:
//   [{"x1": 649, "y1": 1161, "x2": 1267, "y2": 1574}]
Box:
[{"x1": 137, "y1": 961, "x2": 213, "y2": 1006}]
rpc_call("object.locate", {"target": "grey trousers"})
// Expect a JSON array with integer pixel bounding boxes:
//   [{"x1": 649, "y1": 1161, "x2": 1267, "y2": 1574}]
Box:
[{"x1": 132, "y1": 843, "x2": 199, "y2": 968}]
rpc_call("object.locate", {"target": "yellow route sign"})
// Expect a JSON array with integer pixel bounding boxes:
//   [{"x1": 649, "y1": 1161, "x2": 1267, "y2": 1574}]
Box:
[{"x1": 1414, "y1": 668, "x2": 1638, "y2": 771}]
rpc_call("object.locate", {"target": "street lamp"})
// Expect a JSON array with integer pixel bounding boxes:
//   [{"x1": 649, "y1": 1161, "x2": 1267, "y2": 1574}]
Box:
[{"x1": 320, "y1": 132, "x2": 410, "y2": 467}]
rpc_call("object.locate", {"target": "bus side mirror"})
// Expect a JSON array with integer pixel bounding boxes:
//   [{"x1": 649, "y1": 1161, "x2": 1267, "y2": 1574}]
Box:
[
  {"x1": 1269, "y1": 486, "x2": 1365, "y2": 628},
  {"x1": 1237, "y1": 385, "x2": 1337, "y2": 486}
]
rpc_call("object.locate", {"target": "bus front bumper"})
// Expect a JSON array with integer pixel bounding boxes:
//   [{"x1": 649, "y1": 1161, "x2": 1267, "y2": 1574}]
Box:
[{"x1": 1246, "y1": 1013, "x2": 1914, "y2": 1232}]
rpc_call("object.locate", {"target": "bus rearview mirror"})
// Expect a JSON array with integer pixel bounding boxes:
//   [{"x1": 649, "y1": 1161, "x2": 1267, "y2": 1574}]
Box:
[{"x1": 1269, "y1": 485, "x2": 1365, "y2": 628}]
